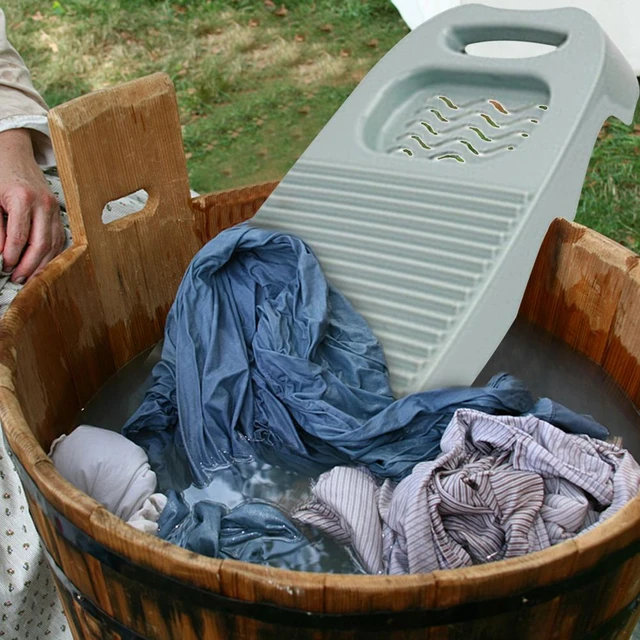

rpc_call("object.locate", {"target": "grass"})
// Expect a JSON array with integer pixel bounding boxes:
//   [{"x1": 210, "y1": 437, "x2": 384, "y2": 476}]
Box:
[
  {"x1": 577, "y1": 112, "x2": 640, "y2": 252},
  {"x1": 7, "y1": 0, "x2": 406, "y2": 190},
  {"x1": 5, "y1": 0, "x2": 640, "y2": 252}
]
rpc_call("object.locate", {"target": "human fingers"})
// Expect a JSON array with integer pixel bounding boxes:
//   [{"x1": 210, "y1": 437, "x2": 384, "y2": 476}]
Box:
[
  {"x1": 30, "y1": 214, "x2": 66, "y2": 280},
  {"x1": 0, "y1": 208, "x2": 5, "y2": 259},
  {"x1": 10, "y1": 194, "x2": 59, "y2": 283},
  {"x1": 1, "y1": 184, "x2": 34, "y2": 273}
]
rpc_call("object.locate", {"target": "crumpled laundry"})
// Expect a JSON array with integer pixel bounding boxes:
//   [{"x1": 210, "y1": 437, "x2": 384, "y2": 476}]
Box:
[
  {"x1": 123, "y1": 224, "x2": 608, "y2": 489},
  {"x1": 158, "y1": 491, "x2": 330, "y2": 570},
  {"x1": 50, "y1": 426, "x2": 331, "y2": 569},
  {"x1": 293, "y1": 409, "x2": 640, "y2": 575},
  {"x1": 127, "y1": 494, "x2": 168, "y2": 534},
  {"x1": 50, "y1": 425, "x2": 167, "y2": 534}
]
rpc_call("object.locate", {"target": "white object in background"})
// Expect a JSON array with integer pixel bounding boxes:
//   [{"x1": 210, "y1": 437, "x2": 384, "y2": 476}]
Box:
[
  {"x1": 390, "y1": 0, "x2": 456, "y2": 29},
  {"x1": 391, "y1": 0, "x2": 640, "y2": 75}
]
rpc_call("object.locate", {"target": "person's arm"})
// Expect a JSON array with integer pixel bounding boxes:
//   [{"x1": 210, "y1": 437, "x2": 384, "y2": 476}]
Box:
[
  {"x1": 0, "y1": 8, "x2": 54, "y2": 165},
  {"x1": 0, "y1": 8, "x2": 63, "y2": 283}
]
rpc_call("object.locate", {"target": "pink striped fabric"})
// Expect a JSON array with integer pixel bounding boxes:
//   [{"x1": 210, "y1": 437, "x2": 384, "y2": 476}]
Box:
[{"x1": 293, "y1": 409, "x2": 640, "y2": 574}]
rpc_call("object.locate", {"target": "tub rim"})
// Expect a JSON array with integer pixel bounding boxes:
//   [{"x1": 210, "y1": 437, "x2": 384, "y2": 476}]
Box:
[{"x1": 2, "y1": 209, "x2": 640, "y2": 616}]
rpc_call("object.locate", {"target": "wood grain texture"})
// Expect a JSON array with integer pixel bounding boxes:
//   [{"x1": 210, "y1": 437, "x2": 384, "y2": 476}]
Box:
[
  {"x1": 0, "y1": 276, "x2": 80, "y2": 449},
  {"x1": 192, "y1": 181, "x2": 278, "y2": 241},
  {"x1": 48, "y1": 72, "x2": 202, "y2": 369},
  {"x1": 520, "y1": 218, "x2": 640, "y2": 404},
  {"x1": 41, "y1": 245, "x2": 117, "y2": 407},
  {"x1": 1, "y1": 73, "x2": 639, "y2": 639}
]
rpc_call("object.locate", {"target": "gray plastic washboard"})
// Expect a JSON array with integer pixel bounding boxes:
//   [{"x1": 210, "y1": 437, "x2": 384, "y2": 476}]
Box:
[{"x1": 251, "y1": 4, "x2": 639, "y2": 396}]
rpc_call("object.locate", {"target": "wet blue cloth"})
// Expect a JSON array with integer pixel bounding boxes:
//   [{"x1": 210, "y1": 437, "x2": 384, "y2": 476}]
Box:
[
  {"x1": 158, "y1": 491, "x2": 313, "y2": 568},
  {"x1": 123, "y1": 224, "x2": 608, "y2": 487}
]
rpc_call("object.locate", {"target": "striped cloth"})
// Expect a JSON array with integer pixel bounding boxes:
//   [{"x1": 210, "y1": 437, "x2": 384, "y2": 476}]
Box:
[{"x1": 293, "y1": 409, "x2": 640, "y2": 574}]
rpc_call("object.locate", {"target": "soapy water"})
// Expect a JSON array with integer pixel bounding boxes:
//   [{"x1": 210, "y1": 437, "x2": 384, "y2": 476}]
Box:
[
  {"x1": 181, "y1": 459, "x2": 362, "y2": 573},
  {"x1": 75, "y1": 317, "x2": 640, "y2": 572},
  {"x1": 181, "y1": 459, "x2": 310, "y2": 512},
  {"x1": 477, "y1": 317, "x2": 640, "y2": 459},
  {"x1": 75, "y1": 346, "x2": 363, "y2": 572}
]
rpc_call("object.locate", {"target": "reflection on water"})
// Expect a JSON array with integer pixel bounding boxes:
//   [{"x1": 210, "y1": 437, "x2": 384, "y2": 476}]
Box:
[
  {"x1": 476, "y1": 317, "x2": 640, "y2": 459},
  {"x1": 75, "y1": 316, "x2": 640, "y2": 573}
]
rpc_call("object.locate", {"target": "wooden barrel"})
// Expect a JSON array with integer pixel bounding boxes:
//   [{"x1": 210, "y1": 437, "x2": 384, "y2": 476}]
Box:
[{"x1": 2, "y1": 73, "x2": 640, "y2": 640}]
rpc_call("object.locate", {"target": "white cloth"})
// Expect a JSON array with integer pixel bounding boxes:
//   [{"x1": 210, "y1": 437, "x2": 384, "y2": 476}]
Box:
[
  {"x1": 294, "y1": 409, "x2": 640, "y2": 575},
  {"x1": 50, "y1": 425, "x2": 165, "y2": 530},
  {"x1": 127, "y1": 494, "x2": 168, "y2": 535}
]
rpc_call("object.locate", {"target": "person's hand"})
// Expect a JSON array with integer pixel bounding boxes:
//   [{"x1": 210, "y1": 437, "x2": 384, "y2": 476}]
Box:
[{"x1": 0, "y1": 128, "x2": 64, "y2": 284}]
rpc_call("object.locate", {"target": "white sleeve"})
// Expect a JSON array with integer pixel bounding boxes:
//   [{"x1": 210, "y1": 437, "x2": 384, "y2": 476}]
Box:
[
  {"x1": 0, "y1": 113, "x2": 54, "y2": 169},
  {"x1": 0, "y1": 9, "x2": 55, "y2": 169}
]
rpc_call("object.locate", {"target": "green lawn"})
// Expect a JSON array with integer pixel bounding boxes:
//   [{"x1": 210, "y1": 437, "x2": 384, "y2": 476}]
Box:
[{"x1": 6, "y1": 0, "x2": 640, "y2": 252}]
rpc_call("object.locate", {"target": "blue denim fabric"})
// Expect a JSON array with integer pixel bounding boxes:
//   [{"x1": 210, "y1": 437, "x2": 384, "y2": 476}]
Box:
[
  {"x1": 157, "y1": 491, "x2": 312, "y2": 568},
  {"x1": 123, "y1": 224, "x2": 608, "y2": 487},
  {"x1": 530, "y1": 398, "x2": 607, "y2": 439}
]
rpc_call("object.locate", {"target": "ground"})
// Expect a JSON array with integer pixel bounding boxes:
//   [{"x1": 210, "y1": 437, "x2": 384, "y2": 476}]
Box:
[{"x1": 5, "y1": 0, "x2": 640, "y2": 252}]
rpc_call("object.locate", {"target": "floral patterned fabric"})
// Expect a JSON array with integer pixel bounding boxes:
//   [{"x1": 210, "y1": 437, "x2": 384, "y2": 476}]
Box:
[{"x1": 0, "y1": 442, "x2": 70, "y2": 640}]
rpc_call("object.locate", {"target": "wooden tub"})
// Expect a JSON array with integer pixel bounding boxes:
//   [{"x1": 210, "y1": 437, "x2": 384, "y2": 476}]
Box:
[{"x1": 2, "y1": 73, "x2": 640, "y2": 640}]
